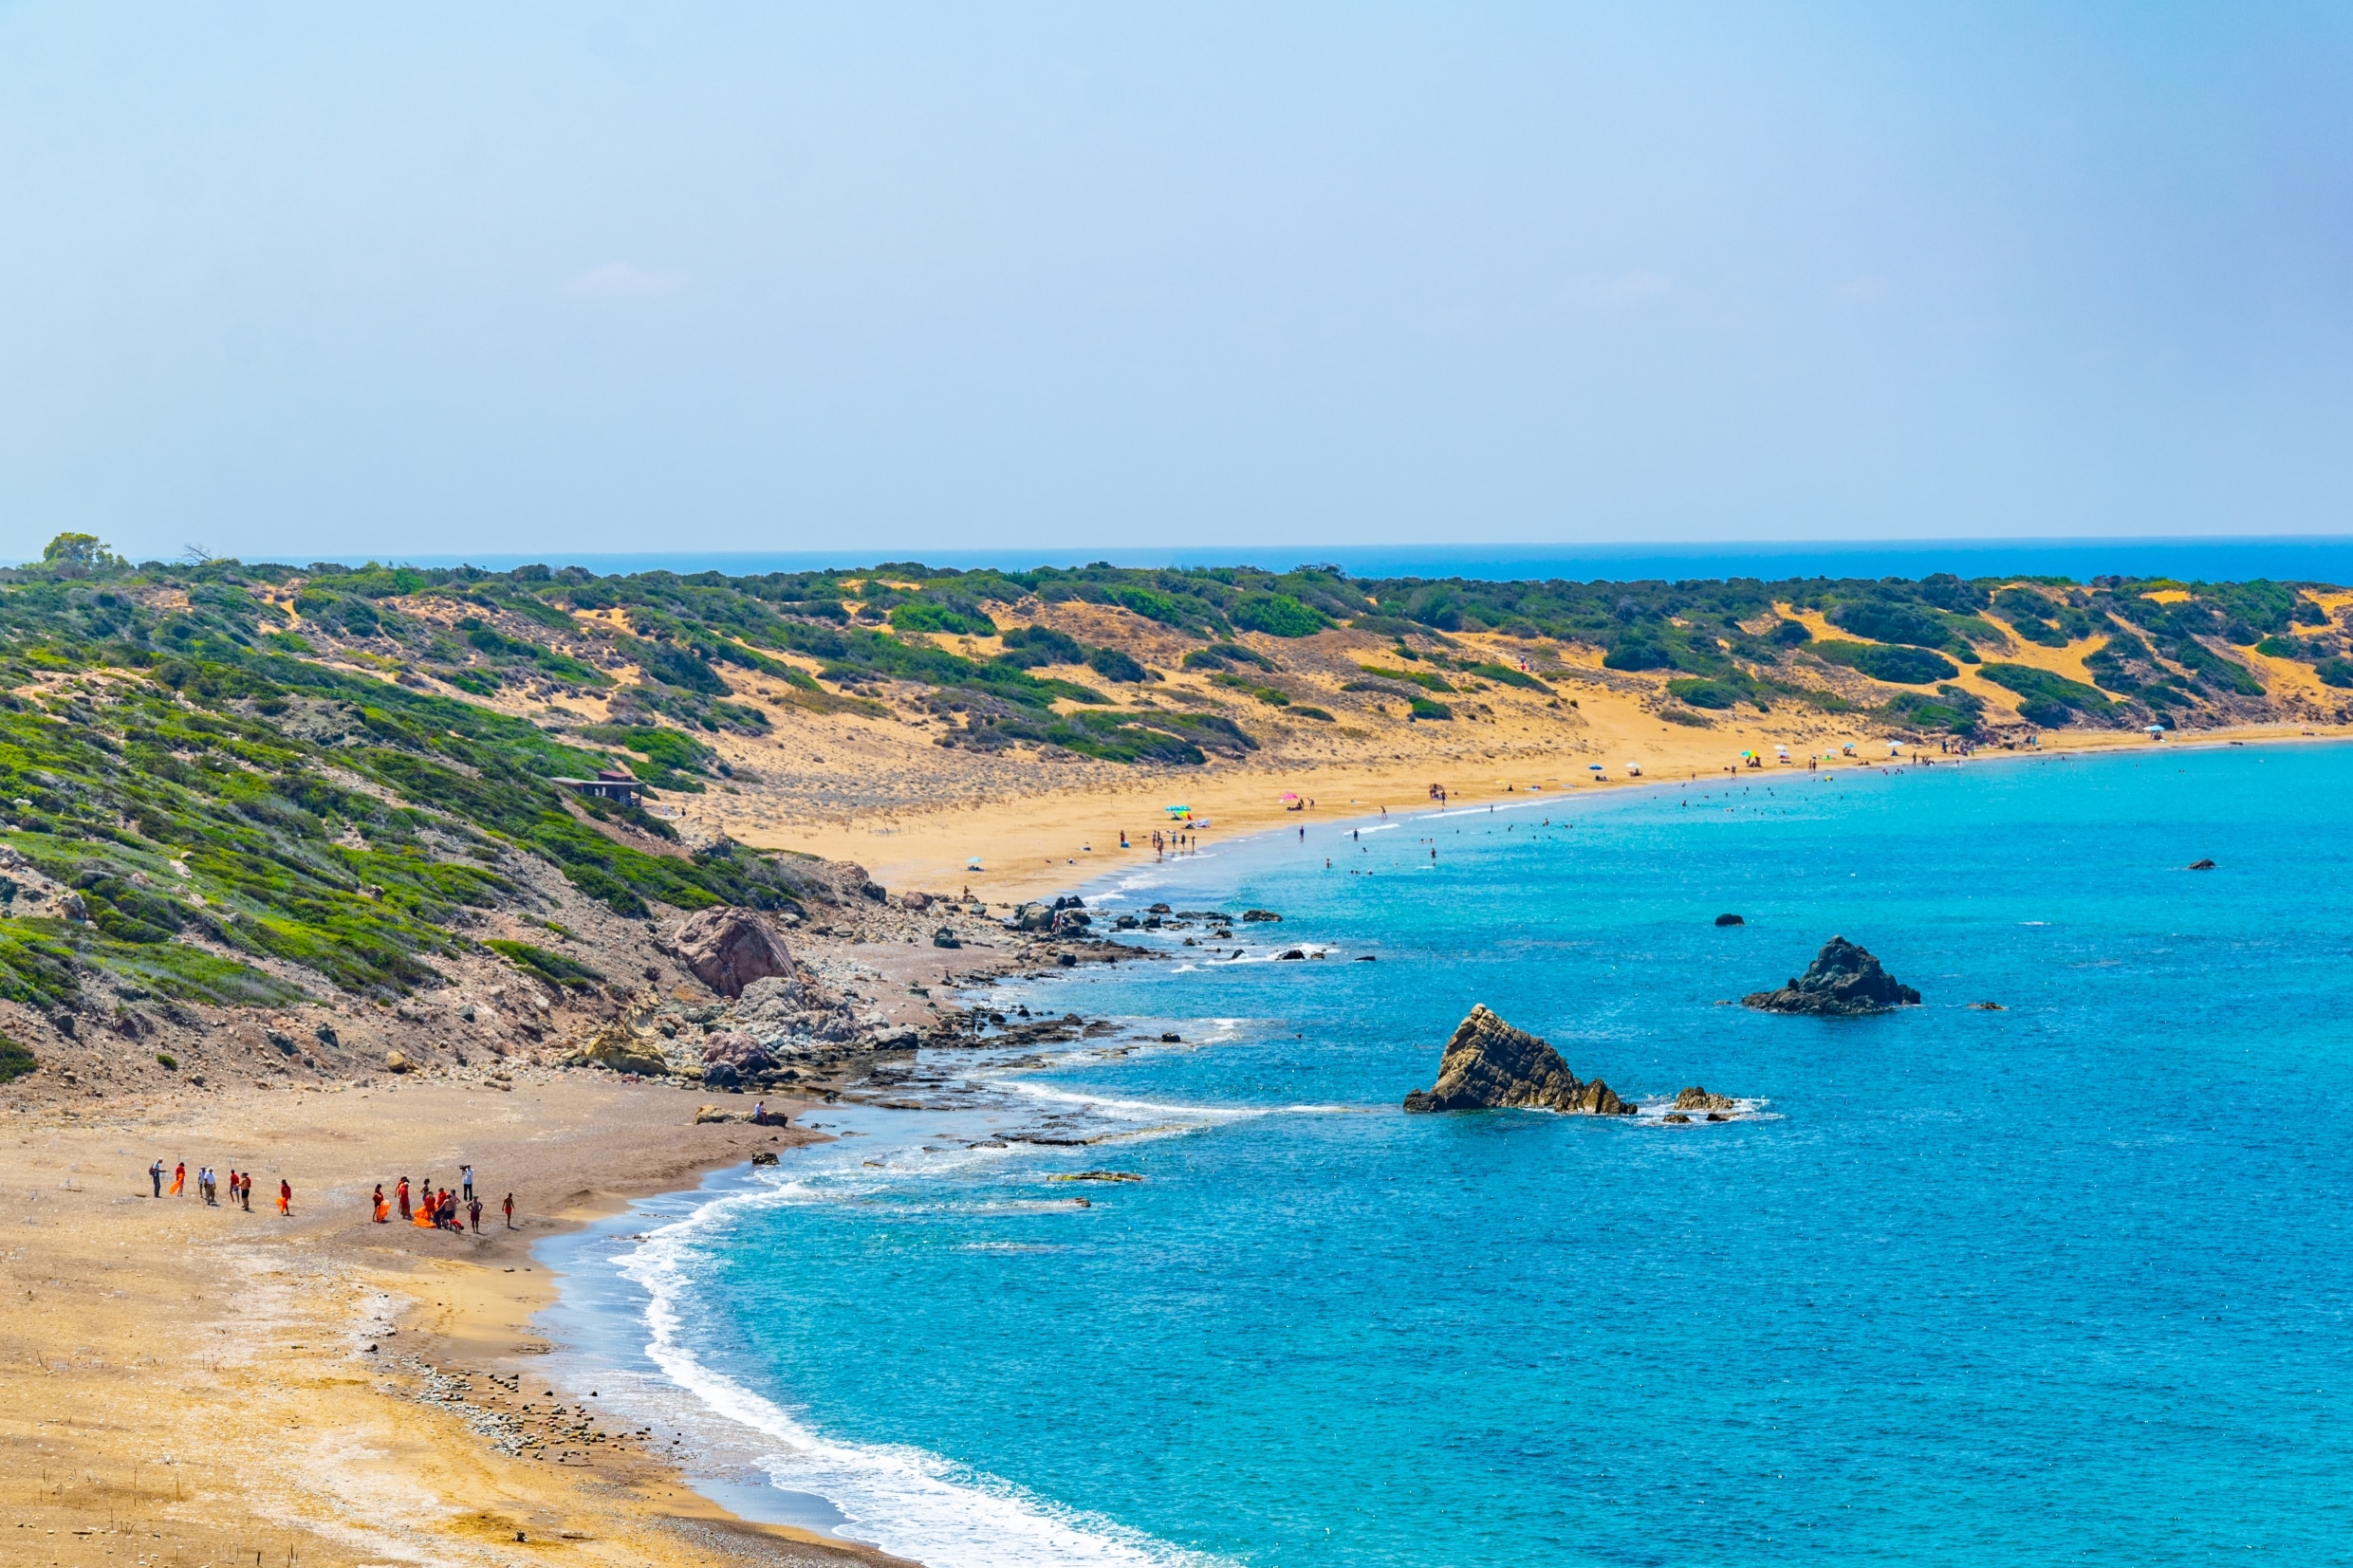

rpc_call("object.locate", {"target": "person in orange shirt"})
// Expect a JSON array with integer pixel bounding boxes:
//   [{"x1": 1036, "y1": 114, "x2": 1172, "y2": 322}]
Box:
[
  {"x1": 277, "y1": 1179, "x2": 290, "y2": 1217},
  {"x1": 372, "y1": 1185, "x2": 390, "y2": 1223},
  {"x1": 169, "y1": 1162, "x2": 185, "y2": 1196},
  {"x1": 397, "y1": 1176, "x2": 412, "y2": 1221}
]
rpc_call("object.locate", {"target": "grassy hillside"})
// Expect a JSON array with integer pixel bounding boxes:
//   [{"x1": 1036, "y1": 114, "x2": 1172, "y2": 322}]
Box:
[{"x1": 1, "y1": 534, "x2": 2341, "y2": 1013}]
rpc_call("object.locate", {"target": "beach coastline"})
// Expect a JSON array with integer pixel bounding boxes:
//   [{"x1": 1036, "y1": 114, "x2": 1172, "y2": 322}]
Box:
[
  {"x1": 8, "y1": 725, "x2": 2342, "y2": 1568},
  {"x1": 0, "y1": 1070, "x2": 920, "y2": 1568}
]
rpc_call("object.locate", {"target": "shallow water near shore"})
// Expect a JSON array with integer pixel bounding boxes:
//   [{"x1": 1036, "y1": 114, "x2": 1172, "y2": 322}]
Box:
[{"x1": 550, "y1": 743, "x2": 2353, "y2": 1566}]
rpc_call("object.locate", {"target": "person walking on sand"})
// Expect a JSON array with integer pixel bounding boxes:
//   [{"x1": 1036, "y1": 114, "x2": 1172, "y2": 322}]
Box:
[
  {"x1": 461, "y1": 1164, "x2": 474, "y2": 1203},
  {"x1": 277, "y1": 1179, "x2": 291, "y2": 1216},
  {"x1": 503, "y1": 1192, "x2": 514, "y2": 1229},
  {"x1": 169, "y1": 1162, "x2": 185, "y2": 1197},
  {"x1": 373, "y1": 1184, "x2": 389, "y2": 1223},
  {"x1": 469, "y1": 1196, "x2": 482, "y2": 1234},
  {"x1": 397, "y1": 1176, "x2": 411, "y2": 1221}
]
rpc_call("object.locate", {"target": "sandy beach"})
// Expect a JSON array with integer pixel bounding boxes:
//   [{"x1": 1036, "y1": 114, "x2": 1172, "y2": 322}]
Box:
[{"x1": 0, "y1": 1071, "x2": 920, "y2": 1568}]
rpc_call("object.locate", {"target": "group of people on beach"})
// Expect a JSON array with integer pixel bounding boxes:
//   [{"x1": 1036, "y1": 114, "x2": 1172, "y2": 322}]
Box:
[
  {"x1": 373, "y1": 1165, "x2": 511, "y2": 1236},
  {"x1": 148, "y1": 1158, "x2": 288, "y2": 1214}
]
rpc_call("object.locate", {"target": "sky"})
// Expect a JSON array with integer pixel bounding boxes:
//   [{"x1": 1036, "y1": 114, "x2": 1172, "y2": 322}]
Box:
[{"x1": 0, "y1": 2, "x2": 2348, "y2": 565}]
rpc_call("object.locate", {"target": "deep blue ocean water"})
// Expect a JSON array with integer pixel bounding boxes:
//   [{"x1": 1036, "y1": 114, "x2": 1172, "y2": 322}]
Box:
[
  {"x1": 404, "y1": 536, "x2": 2353, "y2": 586},
  {"x1": 549, "y1": 742, "x2": 2353, "y2": 1566}
]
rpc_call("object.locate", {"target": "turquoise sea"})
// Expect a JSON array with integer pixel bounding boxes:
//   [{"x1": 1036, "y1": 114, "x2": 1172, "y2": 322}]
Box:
[{"x1": 544, "y1": 742, "x2": 2353, "y2": 1566}]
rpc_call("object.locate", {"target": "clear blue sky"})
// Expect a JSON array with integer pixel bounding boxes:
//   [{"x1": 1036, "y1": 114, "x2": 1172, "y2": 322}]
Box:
[{"x1": 1, "y1": 2, "x2": 2347, "y2": 563}]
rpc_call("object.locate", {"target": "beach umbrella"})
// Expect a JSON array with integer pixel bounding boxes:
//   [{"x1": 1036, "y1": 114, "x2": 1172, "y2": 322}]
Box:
[
  {"x1": 1278, "y1": 792, "x2": 1301, "y2": 802},
  {"x1": 1165, "y1": 804, "x2": 1192, "y2": 815}
]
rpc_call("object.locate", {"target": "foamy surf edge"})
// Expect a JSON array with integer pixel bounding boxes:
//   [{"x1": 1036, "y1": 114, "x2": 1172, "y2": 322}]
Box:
[{"x1": 607, "y1": 1160, "x2": 1231, "y2": 1568}]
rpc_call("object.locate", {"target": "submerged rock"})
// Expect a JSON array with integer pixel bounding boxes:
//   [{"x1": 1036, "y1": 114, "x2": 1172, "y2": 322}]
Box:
[
  {"x1": 1742, "y1": 935, "x2": 1920, "y2": 1016},
  {"x1": 2188, "y1": 858, "x2": 2216, "y2": 871},
  {"x1": 1673, "y1": 1086, "x2": 1738, "y2": 1112},
  {"x1": 671, "y1": 907, "x2": 798, "y2": 999},
  {"x1": 1401, "y1": 1005, "x2": 1635, "y2": 1116}
]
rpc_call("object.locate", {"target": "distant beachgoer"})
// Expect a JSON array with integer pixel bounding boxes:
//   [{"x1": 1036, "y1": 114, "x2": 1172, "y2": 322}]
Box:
[
  {"x1": 461, "y1": 1165, "x2": 474, "y2": 1203},
  {"x1": 373, "y1": 1185, "x2": 389, "y2": 1223},
  {"x1": 170, "y1": 1162, "x2": 185, "y2": 1197},
  {"x1": 416, "y1": 1188, "x2": 437, "y2": 1228},
  {"x1": 503, "y1": 1193, "x2": 514, "y2": 1229},
  {"x1": 277, "y1": 1179, "x2": 291, "y2": 1217},
  {"x1": 150, "y1": 1159, "x2": 163, "y2": 1197},
  {"x1": 240, "y1": 1173, "x2": 252, "y2": 1211},
  {"x1": 397, "y1": 1177, "x2": 411, "y2": 1220},
  {"x1": 469, "y1": 1198, "x2": 482, "y2": 1234},
  {"x1": 752, "y1": 1099, "x2": 767, "y2": 1126}
]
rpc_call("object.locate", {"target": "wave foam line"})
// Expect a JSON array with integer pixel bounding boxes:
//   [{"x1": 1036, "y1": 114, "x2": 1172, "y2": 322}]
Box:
[
  {"x1": 614, "y1": 1179, "x2": 1228, "y2": 1568},
  {"x1": 997, "y1": 1079, "x2": 1360, "y2": 1122}
]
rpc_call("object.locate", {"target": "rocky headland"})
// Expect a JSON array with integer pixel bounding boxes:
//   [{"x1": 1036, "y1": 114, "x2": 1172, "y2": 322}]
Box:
[
  {"x1": 1402, "y1": 1004, "x2": 1634, "y2": 1115},
  {"x1": 1742, "y1": 935, "x2": 1921, "y2": 1016}
]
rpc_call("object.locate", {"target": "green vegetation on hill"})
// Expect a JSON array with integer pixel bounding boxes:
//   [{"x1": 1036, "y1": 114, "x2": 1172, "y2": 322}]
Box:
[{"x1": 0, "y1": 537, "x2": 2338, "y2": 1015}]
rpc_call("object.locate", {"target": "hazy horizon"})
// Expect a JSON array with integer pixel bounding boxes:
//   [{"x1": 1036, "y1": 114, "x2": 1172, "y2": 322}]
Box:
[{"x1": 4, "y1": 4, "x2": 2348, "y2": 563}]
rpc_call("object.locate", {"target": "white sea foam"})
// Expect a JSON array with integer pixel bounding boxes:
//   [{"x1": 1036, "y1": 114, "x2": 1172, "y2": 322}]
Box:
[
  {"x1": 997, "y1": 1079, "x2": 1359, "y2": 1123},
  {"x1": 609, "y1": 1158, "x2": 1231, "y2": 1568}
]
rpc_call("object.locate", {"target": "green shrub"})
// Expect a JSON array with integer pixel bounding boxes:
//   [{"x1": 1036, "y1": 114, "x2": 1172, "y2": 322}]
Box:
[
  {"x1": 889, "y1": 600, "x2": 996, "y2": 636},
  {"x1": 1292, "y1": 706, "x2": 1335, "y2": 721},
  {"x1": 2318, "y1": 659, "x2": 2353, "y2": 689},
  {"x1": 1977, "y1": 663, "x2": 2115, "y2": 719},
  {"x1": 1813, "y1": 640, "x2": 1959, "y2": 685},
  {"x1": 486, "y1": 939, "x2": 604, "y2": 989},
  {"x1": 1232, "y1": 594, "x2": 1325, "y2": 637},
  {"x1": 1358, "y1": 664, "x2": 1454, "y2": 692},
  {"x1": 1086, "y1": 646, "x2": 1147, "y2": 683},
  {"x1": 0, "y1": 1033, "x2": 32, "y2": 1082},
  {"x1": 1408, "y1": 696, "x2": 1453, "y2": 720},
  {"x1": 1467, "y1": 662, "x2": 1551, "y2": 692},
  {"x1": 156, "y1": 1052, "x2": 177, "y2": 1070}
]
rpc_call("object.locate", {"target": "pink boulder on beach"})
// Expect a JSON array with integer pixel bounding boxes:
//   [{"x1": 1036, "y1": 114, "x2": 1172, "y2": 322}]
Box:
[{"x1": 671, "y1": 907, "x2": 798, "y2": 998}]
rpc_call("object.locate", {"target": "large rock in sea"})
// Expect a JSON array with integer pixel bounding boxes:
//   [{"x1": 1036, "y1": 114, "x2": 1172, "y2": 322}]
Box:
[
  {"x1": 1742, "y1": 935, "x2": 1920, "y2": 1016},
  {"x1": 1402, "y1": 1005, "x2": 1634, "y2": 1116},
  {"x1": 672, "y1": 907, "x2": 797, "y2": 998}
]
